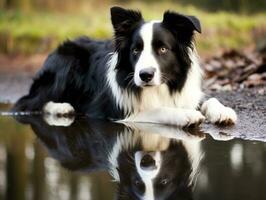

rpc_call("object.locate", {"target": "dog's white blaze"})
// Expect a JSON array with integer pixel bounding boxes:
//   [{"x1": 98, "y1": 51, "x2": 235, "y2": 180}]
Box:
[
  {"x1": 134, "y1": 21, "x2": 161, "y2": 86},
  {"x1": 135, "y1": 152, "x2": 161, "y2": 200}
]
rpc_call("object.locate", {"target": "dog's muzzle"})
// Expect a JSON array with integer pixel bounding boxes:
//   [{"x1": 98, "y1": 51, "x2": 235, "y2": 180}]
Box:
[{"x1": 139, "y1": 68, "x2": 156, "y2": 83}]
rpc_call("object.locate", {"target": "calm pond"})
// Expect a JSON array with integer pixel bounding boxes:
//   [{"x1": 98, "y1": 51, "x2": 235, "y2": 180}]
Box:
[{"x1": 0, "y1": 103, "x2": 266, "y2": 200}]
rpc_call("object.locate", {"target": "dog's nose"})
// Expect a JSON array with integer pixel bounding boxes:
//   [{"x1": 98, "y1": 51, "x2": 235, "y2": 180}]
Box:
[
  {"x1": 140, "y1": 154, "x2": 156, "y2": 170},
  {"x1": 139, "y1": 68, "x2": 155, "y2": 83}
]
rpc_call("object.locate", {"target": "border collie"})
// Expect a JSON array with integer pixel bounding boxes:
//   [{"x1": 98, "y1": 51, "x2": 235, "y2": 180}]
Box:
[
  {"x1": 13, "y1": 6, "x2": 237, "y2": 127},
  {"x1": 21, "y1": 116, "x2": 203, "y2": 200}
]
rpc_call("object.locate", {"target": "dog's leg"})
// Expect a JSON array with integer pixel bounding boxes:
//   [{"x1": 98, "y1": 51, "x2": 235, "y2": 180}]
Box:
[
  {"x1": 201, "y1": 98, "x2": 237, "y2": 125},
  {"x1": 121, "y1": 107, "x2": 205, "y2": 127},
  {"x1": 42, "y1": 101, "x2": 75, "y2": 126}
]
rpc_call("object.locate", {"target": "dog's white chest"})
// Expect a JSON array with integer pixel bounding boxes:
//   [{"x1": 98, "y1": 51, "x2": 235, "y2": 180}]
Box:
[
  {"x1": 138, "y1": 84, "x2": 176, "y2": 111},
  {"x1": 137, "y1": 79, "x2": 203, "y2": 112}
]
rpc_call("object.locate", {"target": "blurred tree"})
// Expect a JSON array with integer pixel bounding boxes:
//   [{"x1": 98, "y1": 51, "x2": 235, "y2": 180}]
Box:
[
  {"x1": 0, "y1": 0, "x2": 265, "y2": 13},
  {"x1": 2, "y1": 0, "x2": 31, "y2": 11},
  {"x1": 5, "y1": 135, "x2": 27, "y2": 200},
  {"x1": 32, "y1": 142, "x2": 46, "y2": 200},
  {"x1": 176, "y1": 0, "x2": 266, "y2": 12},
  {"x1": 69, "y1": 174, "x2": 79, "y2": 200}
]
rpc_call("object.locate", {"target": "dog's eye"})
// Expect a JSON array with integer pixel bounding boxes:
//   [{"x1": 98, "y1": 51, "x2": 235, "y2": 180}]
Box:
[
  {"x1": 158, "y1": 47, "x2": 168, "y2": 55},
  {"x1": 160, "y1": 178, "x2": 169, "y2": 185},
  {"x1": 135, "y1": 180, "x2": 142, "y2": 186},
  {"x1": 132, "y1": 48, "x2": 140, "y2": 55},
  {"x1": 134, "y1": 179, "x2": 144, "y2": 189}
]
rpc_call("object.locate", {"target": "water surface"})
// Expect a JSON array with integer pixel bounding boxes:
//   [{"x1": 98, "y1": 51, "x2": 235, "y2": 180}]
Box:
[{"x1": 0, "y1": 104, "x2": 266, "y2": 200}]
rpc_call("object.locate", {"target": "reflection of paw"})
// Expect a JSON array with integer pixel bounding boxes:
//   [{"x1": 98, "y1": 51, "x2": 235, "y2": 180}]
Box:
[
  {"x1": 43, "y1": 114, "x2": 74, "y2": 127},
  {"x1": 179, "y1": 110, "x2": 205, "y2": 127},
  {"x1": 201, "y1": 98, "x2": 237, "y2": 125},
  {"x1": 43, "y1": 102, "x2": 75, "y2": 126},
  {"x1": 43, "y1": 101, "x2": 75, "y2": 116},
  {"x1": 209, "y1": 132, "x2": 235, "y2": 141}
]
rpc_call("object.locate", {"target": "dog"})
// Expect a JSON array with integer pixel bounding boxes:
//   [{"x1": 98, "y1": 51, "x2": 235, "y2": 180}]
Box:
[
  {"x1": 13, "y1": 6, "x2": 237, "y2": 127},
  {"x1": 19, "y1": 116, "x2": 203, "y2": 200}
]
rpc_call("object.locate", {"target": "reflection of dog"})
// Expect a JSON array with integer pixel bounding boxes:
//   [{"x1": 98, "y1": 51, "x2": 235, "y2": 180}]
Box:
[
  {"x1": 13, "y1": 7, "x2": 236, "y2": 127},
  {"x1": 19, "y1": 117, "x2": 203, "y2": 200},
  {"x1": 109, "y1": 127, "x2": 203, "y2": 200}
]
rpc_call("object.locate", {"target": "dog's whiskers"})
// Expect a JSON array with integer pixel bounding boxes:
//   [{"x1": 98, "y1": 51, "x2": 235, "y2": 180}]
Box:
[
  {"x1": 126, "y1": 78, "x2": 135, "y2": 89},
  {"x1": 124, "y1": 72, "x2": 134, "y2": 81},
  {"x1": 161, "y1": 73, "x2": 171, "y2": 83}
]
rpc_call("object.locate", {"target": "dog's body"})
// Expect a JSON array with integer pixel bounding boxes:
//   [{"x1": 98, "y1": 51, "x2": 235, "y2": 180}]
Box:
[{"x1": 13, "y1": 7, "x2": 237, "y2": 126}]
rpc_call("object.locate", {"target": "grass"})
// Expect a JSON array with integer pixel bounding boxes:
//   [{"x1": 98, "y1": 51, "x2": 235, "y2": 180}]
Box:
[{"x1": 0, "y1": 1, "x2": 266, "y2": 55}]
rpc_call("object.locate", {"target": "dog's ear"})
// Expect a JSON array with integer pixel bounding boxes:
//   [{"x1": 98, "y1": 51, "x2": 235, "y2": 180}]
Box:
[
  {"x1": 162, "y1": 11, "x2": 201, "y2": 43},
  {"x1": 110, "y1": 7, "x2": 143, "y2": 40}
]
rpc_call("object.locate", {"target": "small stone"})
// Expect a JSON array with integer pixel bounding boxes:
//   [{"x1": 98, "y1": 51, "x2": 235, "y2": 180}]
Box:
[
  {"x1": 248, "y1": 73, "x2": 261, "y2": 81},
  {"x1": 221, "y1": 84, "x2": 233, "y2": 91}
]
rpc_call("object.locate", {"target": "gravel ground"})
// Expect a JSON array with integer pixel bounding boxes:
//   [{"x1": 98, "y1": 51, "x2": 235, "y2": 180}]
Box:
[
  {"x1": 203, "y1": 89, "x2": 266, "y2": 142},
  {"x1": 0, "y1": 72, "x2": 33, "y2": 103},
  {"x1": 0, "y1": 72, "x2": 265, "y2": 141}
]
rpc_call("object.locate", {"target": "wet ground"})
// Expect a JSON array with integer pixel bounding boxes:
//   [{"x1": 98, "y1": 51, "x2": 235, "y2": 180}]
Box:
[
  {"x1": 0, "y1": 73, "x2": 265, "y2": 200},
  {"x1": 0, "y1": 113, "x2": 266, "y2": 200}
]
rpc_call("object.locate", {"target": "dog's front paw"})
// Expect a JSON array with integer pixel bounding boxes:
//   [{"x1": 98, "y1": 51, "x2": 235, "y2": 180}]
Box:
[
  {"x1": 201, "y1": 98, "x2": 237, "y2": 125},
  {"x1": 179, "y1": 110, "x2": 205, "y2": 127},
  {"x1": 43, "y1": 101, "x2": 75, "y2": 116}
]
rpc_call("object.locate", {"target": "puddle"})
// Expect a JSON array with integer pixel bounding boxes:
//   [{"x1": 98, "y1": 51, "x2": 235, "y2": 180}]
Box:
[{"x1": 0, "y1": 103, "x2": 266, "y2": 200}]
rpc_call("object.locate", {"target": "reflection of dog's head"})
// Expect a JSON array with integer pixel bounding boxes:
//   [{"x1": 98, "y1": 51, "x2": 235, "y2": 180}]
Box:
[{"x1": 109, "y1": 131, "x2": 202, "y2": 200}]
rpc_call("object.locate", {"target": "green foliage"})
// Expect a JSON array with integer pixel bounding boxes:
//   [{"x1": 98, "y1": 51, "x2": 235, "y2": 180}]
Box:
[
  {"x1": 176, "y1": 0, "x2": 266, "y2": 13},
  {"x1": 0, "y1": 1, "x2": 265, "y2": 55}
]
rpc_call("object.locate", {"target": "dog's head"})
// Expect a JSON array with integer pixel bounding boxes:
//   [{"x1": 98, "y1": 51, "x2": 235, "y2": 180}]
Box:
[
  {"x1": 110, "y1": 6, "x2": 201, "y2": 92},
  {"x1": 116, "y1": 141, "x2": 196, "y2": 200}
]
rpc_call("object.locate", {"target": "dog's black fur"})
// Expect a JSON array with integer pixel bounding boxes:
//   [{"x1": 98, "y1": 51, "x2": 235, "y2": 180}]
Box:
[{"x1": 13, "y1": 38, "x2": 124, "y2": 119}]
